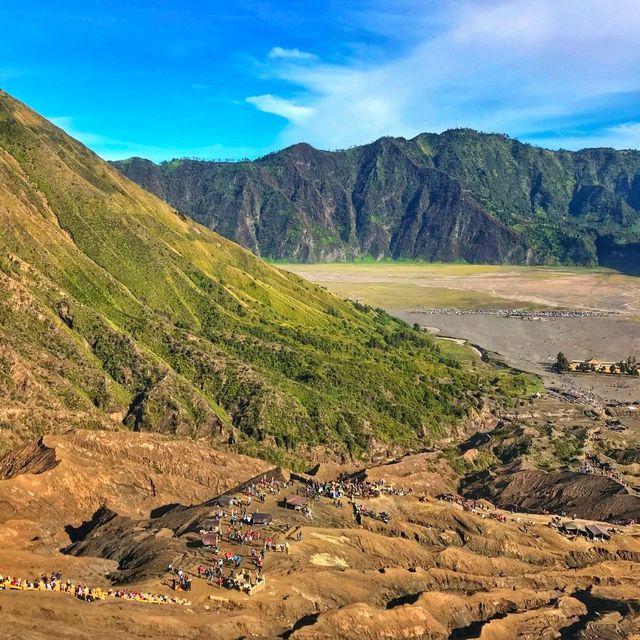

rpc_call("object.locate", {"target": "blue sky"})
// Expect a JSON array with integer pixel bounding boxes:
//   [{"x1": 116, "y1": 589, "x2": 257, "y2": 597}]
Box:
[{"x1": 3, "y1": 0, "x2": 640, "y2": 161}]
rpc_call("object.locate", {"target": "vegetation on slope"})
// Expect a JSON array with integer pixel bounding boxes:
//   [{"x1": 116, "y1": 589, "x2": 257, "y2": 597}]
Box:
[
  {"x1": 415, "y1": 129, "x2": 640, "y2": 269},
  {"x1": 0, "y1": 91, "x2": 524, "y2": 465}
]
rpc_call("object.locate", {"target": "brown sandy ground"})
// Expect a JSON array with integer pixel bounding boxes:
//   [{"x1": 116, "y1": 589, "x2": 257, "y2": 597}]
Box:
[{"x1": 0, "y1": 428, "x2": 639, "y2": 640}]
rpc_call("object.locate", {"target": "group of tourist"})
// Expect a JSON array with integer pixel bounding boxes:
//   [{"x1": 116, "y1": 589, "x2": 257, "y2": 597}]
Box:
[
  {"x1": 210, "y1": 568, "x2": 264, "y2": 593},
  {"x1": 0, "y1": 573, "x2": 191, "y2": 606},
  {"x1": 354, "y1": 503, "x2": 390, "y2": 524},
  {"x1": 227, "y1": 526, "x2": 262, "y2": 545},
  {"x1": 168, "y1": 567, "x2": 192, "y2": 592},
  {"x1": 187, "y1": 539, "x2": 273, "y2": 594},
  {"x1": 1, "y1": 572, "x2": 63, "y2": 592},
  {"x1": 437, "y1": 493, "x2": 489, "y2": 513},
  {"x1": 190, "y1": 503, "x2": 293, "y2": 594},
  {"x1": 301, "y1": 477, "x2": 406, "y2": 502},
  {"x1": 241, "y1": 476, "x2": 292, "y2": 504}
]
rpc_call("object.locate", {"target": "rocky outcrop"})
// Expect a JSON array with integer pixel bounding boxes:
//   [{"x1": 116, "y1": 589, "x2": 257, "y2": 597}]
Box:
[
  {"x1": 460, "y1": 464, "x2": 640, "y2": 521},
  {"x1": 0, "y1": 429, "x2": 273, "y2": 523},
  {"x1": 0, "y1": 437, "x2": 59, "y2": 479}
]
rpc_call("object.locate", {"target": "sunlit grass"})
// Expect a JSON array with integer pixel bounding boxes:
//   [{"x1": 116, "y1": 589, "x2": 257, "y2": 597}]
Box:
[{"x1": 313, "y1": 281, "x2": 543, "y2": 310}]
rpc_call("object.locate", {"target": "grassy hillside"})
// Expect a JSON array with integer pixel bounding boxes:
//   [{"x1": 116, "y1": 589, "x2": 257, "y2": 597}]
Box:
[{"x1": 0, "y1": 91, "x2": 528, "y2": 466}]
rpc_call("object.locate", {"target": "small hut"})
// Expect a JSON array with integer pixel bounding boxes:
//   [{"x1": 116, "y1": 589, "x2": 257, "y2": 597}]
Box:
[
  {"x1": 562, "y1": 521, "x2": 588, "y2": 537},
  {"x1": 251, "y1": 512, "x2": 273, "y2": 526},
  {"x1": 586, "y1": 524, "x2": 610, "y2": 541},
  {"x1": 202, "y1": 532, "x2": 218, "y2": 547},
  {"x1": 282, "y1": 495, "x2": 306, "y2": 510}
]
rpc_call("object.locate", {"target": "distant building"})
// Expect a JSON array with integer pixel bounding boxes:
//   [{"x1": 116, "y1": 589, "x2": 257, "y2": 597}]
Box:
[
  {"x1": 568, "y1": 359, "x2": 619, "y2": 374},
  {"x1": 202, "y1": 532, "x2": 218, "y2": 547},
  {"x1": 585, "y1": 524, "x2": 610, "y2": 541}
]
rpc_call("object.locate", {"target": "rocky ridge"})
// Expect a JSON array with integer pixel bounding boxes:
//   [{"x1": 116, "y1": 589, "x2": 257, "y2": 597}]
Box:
[{"x1": 114, "y1": 131, "x2": 640, "y2": 270}]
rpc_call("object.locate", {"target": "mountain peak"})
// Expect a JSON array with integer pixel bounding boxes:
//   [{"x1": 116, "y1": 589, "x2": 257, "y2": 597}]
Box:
[{"x1": 114, "y1": 128, "x2": 640, "y2": 272}]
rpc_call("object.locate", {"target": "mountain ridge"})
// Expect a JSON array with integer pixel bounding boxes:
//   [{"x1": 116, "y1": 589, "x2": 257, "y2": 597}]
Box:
[{"x1": 113, "y1": 130, "x2": 640, "y2": 271}]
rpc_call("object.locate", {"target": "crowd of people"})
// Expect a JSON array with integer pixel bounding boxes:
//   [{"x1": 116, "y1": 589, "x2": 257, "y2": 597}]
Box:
[
  {"x1": 206, "y1": 567, "x2": 264, "y2": 594},
  {"x1": 241, "y1": 476, "x2": 292, "y2": 504},
  {"x1": 227, "y1": 526, "x2": 262, "y2": 545},
  {"x1": 0, "y1": 573, "x2": 191, "y2": 606},
  {"x1": 354, "y1": 503, "x2": 390, "y2": 524},
  {"x1": 437, "y1": 493, "x2": 489, "y2": 513},
  {"x1": 185, "y1": 532, "x2": 285, "y2": 595},
  {"x1": 194, "y1": 473, "x2": 330, "y2": 595},
  {"x1": 6, "y1": 468, "x2": 635, "y2": 615},
  {"x1": 189, "y1": 475, "x2": 306, "y2": 594},
  {"x1": 301, "y1": 477, "x2": 406, "y2": 502},
  {"x1": 168, "y1": 567, "x2": 192, "y2": 592}
]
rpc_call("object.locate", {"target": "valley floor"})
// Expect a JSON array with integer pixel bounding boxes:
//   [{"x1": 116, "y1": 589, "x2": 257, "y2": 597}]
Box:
[
  {"x1": 283, "y1": 264, "x2": 640, "y2": 405},
  {"x1": 281, "y1": 264, "x2": 640, "y2": 315}
]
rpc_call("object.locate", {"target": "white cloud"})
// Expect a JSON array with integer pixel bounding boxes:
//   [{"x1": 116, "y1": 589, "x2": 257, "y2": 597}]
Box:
[
  {"x1": 268, "y1": 47, "x2": 317, "y2": 60},
  {"x1": 611, "y1": 122, "x2": 640, "y2": 148},
  {"x1": 246, "y1": 94, "x2": 313, "y2": 123},
  {"x1": 247, "y1": 0, "x2": 640, "y2": 151}
]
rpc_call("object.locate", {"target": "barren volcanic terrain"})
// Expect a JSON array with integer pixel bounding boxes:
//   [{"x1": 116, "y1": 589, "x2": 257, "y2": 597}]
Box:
[{"x1": 1, "y1": 392, "x2": 640, "y2": 640}]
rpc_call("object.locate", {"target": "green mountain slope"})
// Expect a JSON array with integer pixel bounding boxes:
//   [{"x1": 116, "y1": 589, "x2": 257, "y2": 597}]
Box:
[
  {"x1": 0, "y1": 91, "x2": 517, "y2": 465},
  {"x1": 114, "y1": 131, "x2": 640, "y2": 272},
  {"x1": 414, "y1": 130, "x2": 640, "y2": 268}
]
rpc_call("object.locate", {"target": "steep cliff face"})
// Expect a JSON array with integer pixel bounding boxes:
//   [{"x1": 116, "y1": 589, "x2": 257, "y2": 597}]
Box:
[
  {"x1": 412, "y1": 130, "x2": 640, "y2": 267},
  {"x1": 114, "y1": 137, "x2": 531, "y2": 264},
  {"x1": 114, "y1": 131, "x2": 640, "y2": 268}
]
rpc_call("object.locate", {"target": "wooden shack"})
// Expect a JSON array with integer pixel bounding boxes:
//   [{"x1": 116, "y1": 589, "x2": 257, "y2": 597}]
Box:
[
  {"x1": 585, "y1": 524, "x2": 610, "y2": 541},
  {"x1": 202, "y1": 532, "x2": 218, "y2": 547},
  {"x1": 251, "y1": 512, "x2": 273, "y2": 526},
  {"x1": 282, "y1": 495, "x2": 306, "y2": 510}
]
